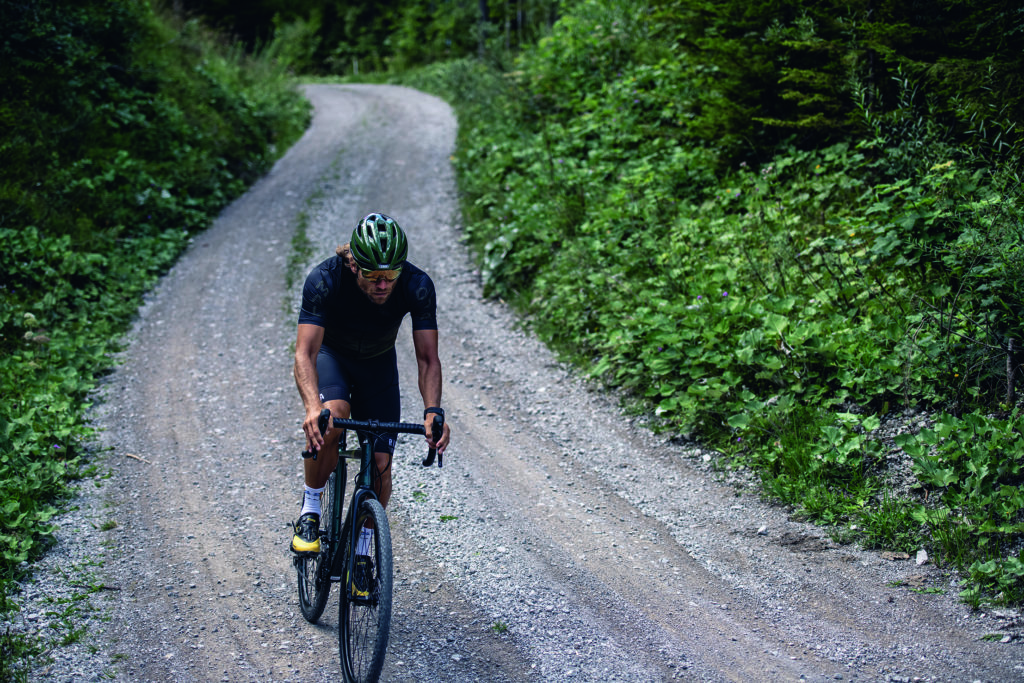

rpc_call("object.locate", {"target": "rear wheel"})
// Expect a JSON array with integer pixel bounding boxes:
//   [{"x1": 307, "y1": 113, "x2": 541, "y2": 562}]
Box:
[
  {"x1": 339, "y1": 497, "x2": 393, "y2": 683},
  {"x1": 296, "y1": 470, "x2": 335, "y2": 623}
]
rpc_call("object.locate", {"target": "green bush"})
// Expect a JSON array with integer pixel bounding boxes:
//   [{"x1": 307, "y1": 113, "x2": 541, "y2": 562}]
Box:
[
  {"x1": 0, "y1": 0, "x2": 309, "y2": 590},
  {"x1": 403, "y1": 0, "x2": 1024, "y2": 603},
  {"x1": 896, "y1": 411, "x2": 1024, "y2": 599}
]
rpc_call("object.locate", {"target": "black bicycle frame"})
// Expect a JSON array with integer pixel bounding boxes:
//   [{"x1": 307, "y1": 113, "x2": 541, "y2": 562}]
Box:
[
  {"x1": 327, "y1": 429, "x2": 379, "y2": 584},
  {"x1": 302, "y1": 410, "x2": 443, "y2": 586}
]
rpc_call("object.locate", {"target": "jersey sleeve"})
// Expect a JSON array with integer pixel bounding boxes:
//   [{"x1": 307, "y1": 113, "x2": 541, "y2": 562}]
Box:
[
  {"x1": 298, "y1": 266, "x2": 331, "y2": 327},
  {"x1": 407, "y1": 271, "x2": 438, "y2": 331}
]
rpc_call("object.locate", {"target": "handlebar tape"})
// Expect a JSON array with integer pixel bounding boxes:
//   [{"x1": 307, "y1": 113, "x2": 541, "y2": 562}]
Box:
[
  {"x1": 333, "y1": 417, "x2": 426, "y2": 434},
  {"x1": 422, "y1": 414, "x2": 444, "y2": 468},
  {"x1": 301, "y1": 409, "x2": 441, "y2": 465}
]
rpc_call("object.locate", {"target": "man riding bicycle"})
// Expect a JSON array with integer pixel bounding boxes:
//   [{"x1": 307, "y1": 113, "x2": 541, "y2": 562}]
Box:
[{"x1": 291, "y1": 213, "x2": 451, "y2": 585}]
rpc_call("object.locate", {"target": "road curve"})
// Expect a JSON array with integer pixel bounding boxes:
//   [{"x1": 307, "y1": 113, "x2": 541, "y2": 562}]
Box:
[{"x1": 70, "y1": 84, "x2": 1023, "y2": 682}]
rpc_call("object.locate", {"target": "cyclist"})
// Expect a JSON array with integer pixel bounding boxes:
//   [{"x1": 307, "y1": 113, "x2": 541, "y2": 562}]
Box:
[{"x1": 291, "y1": 212, "x2": 451, "y2": 592}]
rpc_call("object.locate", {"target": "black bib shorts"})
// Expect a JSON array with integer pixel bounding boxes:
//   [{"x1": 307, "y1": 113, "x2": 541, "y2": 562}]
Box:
[{"x1": 316, "y1": 345, "x2": 400, "y2": 454}]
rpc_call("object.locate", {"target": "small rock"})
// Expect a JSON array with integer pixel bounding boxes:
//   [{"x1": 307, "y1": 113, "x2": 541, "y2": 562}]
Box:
[
  {"x1": 880, "y1": 551, "x2": 910, "y2": 561},
  {"x1": 916, "y1": 549, "x2": 929, "y2": 566}
]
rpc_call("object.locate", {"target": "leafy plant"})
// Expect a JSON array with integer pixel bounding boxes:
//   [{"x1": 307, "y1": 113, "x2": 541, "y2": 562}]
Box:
[
  {"x1": 402, "y1": 0, "x2": 1024, "y2": 604},
  {"x1": 855, "y1": 489, "x2": 924, "y2": 553},
  {"x1": 896, "y1": 411, "x2": 1024, "y2": 599},
  {"x1": 0, "y1": 0, "x2": 310, "y2": 652}
]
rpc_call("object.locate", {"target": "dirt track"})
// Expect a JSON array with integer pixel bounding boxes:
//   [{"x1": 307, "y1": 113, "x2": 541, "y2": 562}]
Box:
[{"x1": 31, "y1": 84, "x2": 1023, "y2": 682}]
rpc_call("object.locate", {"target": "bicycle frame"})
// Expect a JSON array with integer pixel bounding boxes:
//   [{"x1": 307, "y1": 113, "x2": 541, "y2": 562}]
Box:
[
  {"x1": 320, "y1": 415, "x2": 441, "y2": 586},
  {"x1": 297, "y1": 408, "x2": 443, "y2": 681},
  {"x1": 326, "y1": 428, "x2": 382, "y2": 585}
]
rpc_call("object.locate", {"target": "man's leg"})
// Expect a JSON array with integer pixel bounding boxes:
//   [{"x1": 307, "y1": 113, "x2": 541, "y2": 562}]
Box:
[
  {"x1": 293, "y1": 399, "x2": 350, "y2": 553},
  {"x1": 302, "y1": 399, "x2": 350, "y2": 490},
  {"x1": 373, "y1": 450, "x2": 393, "y2": 509},
  {"x1": 353, "y1": 449, "x2": 392, "y2": 588}
]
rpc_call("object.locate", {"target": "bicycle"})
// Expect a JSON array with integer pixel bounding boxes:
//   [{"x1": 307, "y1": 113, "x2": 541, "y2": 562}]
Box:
[{"x1": 294, "y1": 407, "x2": 444, "y2": 683}]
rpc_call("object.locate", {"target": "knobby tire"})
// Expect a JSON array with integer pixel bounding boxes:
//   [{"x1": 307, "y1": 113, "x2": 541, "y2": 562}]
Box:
[{"x1": 339, "y1": 498, "x2": 393, "y2": 683}]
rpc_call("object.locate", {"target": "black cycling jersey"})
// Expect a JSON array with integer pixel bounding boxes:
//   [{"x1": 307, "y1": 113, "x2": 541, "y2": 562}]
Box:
[{"x1": 298, "y1": 255, "x2": 437, "y2": 359}]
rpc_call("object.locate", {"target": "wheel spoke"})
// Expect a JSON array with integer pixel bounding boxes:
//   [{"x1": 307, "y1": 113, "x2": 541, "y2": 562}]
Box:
[
  {"x1": 340, "y1": 498, "x2": 392, "y2": 682},
  {"x1": 296, "y1": 471, "x2": 335, "y2": 623}
]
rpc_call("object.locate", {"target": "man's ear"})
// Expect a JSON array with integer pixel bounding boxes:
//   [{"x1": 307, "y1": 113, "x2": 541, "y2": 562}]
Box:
[{"x1": 341, "y1": 244, "x2": 357, "y2": 273}]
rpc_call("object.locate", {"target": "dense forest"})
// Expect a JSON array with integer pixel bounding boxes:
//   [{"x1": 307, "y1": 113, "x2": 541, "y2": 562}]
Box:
[
  {"x1": 402, "y1": 0, "x2": 1024, "y2": 607},
  {"x1": 174, "y1": 0, "x2": 559, "y2": 71},
  {"x1": 0, "y1": 1, "x2": 309, "y2": 673},
  {"x1": 2, "y1": 0, "x2": 1023, "y2": 675}
]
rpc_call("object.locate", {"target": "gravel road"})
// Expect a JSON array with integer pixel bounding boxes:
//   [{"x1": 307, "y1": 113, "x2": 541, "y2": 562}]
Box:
[{"x1": 12, "y1": 84, "x2": 1024, "y2": 682}]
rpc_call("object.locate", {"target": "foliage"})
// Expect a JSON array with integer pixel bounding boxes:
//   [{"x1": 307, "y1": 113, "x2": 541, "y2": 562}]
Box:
[
  {"x1": 0, "y1": 0, "x2": 309, "y2": 612},
  {"x1": 0, "y1": 226, "x2": 187, "y2": 566},
  {"x1": 177, "y1": 0, "x2": 562, "y2": 74},
  {"x1": 0, "y1": 623, "x2": 40, "y2": 683},
  {"x1": 262, "y1": 9, "x2": 323, "y2": 74},
  {"x1": 896, "y1": 411, "x2": 1024, "y2": 602},
  {"x1": 1, "y1": 1, "x2": 310, "y2": 244},
  {"x1": 403, "y1": 0, "x2": 1024, "y2": 603}
]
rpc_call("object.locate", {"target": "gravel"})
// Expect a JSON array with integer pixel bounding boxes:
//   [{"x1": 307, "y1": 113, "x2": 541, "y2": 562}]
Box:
[{"x1": 7, "y1": 83, "x2": 1023, "y2": 682}]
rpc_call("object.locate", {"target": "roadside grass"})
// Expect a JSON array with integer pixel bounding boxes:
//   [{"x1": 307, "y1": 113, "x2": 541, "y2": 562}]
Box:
[
  {"x1": 397, "y1": 7, "x2": 1024, "y2": 605},
  {"x1": 0, "y1": 1, "x2": 310, "y2": 675},
  {"x1": 0, "y1": 557, "x2": 111, "y2": 682},
  {"x1": 0, "y1": 627, "x2": 40, "y2": 683}
]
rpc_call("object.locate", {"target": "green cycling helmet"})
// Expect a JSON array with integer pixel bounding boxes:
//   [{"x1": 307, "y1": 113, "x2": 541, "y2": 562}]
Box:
[{"x1": 350, "y1": 213, "x2": 408, "y2": 270}]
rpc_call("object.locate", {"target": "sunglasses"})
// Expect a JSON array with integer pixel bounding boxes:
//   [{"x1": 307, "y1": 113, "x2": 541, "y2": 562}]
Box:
[{"x1": 360, "y1": 268, "x2": 402, "y2": 283}]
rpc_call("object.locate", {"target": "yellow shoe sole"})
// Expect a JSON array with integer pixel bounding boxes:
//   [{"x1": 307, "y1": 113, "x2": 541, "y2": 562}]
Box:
[
  {"x1": 291, "y1": 535, "x2": 320, "y2": 553},
  {"x1": 347, "y1": 572, "x2": 370, "y2": 598}
]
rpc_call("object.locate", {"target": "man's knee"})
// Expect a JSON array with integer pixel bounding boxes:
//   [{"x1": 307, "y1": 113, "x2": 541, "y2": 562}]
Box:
[
  {"x1": 323, "y1": 400, "x2": 351, "y2": 447},
  {"x1": 373, "y1": 450, "x2": 392, "y2": 474},
  {"x1": 322, "y1": 428, "x2": 342, "y2": 449}
]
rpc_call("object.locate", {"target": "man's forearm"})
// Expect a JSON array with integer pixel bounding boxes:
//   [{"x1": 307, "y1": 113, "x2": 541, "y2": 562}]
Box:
[
  {"x1": 418, "y1": 359, "x2": 443, "y2": 409},
  {"x1": 294, "y1": 356, "x2": 322, "y2": 411}
]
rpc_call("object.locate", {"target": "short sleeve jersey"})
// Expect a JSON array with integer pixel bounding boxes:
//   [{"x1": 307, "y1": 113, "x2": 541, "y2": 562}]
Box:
[{"x1": 298, "y1": 256, "x2": 437, "y2": 359}]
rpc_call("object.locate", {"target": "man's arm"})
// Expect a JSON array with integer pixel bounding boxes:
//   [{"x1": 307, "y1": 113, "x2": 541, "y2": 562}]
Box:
[
  {"x1": 295, "y1": 323, "x2": 326, "y2": 451},
  {"x1": 412, "y1": 328, "x2": 450, "y2": 453}
]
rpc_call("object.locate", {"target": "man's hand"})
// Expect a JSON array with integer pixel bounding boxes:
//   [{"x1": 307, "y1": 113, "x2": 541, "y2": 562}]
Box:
[
  {"x1": 303, "y1": 406, "x2": 328, "y2": 453},
  {"x1": 424, "y1": 416, "x2": 451, "y2": 455}
]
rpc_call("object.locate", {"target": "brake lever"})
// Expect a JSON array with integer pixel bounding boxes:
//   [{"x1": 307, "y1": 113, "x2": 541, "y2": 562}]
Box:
[
  {"x1": 422, "y1": 414, "x2": 445, "y2": 467},
  {"x1": 301, "y1": 408, "x2": 332, "y2": 461}
]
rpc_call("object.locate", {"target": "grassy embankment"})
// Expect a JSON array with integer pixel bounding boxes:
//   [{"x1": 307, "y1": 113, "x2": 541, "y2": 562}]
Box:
[
  {"x1": 399, "y1": 0, "x2": 1024, "y2": 606},
  {"x1": 0, "y1": 1, "x2": 309, "y2": 676}
]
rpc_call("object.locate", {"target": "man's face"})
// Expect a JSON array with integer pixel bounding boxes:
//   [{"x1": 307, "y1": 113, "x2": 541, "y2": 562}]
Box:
[{"x1": 356, "y1": 269, "x2": 400, "y2": 304}]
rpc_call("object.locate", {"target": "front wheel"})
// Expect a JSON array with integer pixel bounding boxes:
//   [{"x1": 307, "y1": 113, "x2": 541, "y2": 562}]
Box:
[
  {"x1": 339, "y1": 497, "x2": 393, "y2": 683},
  {"x1": 297, "y1": 470, "x2": 335, "y2": 623}
]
